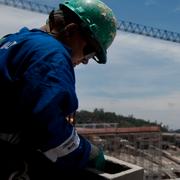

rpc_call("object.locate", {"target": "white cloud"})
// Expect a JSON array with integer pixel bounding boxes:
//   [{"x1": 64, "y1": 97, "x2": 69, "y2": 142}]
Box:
[
  {"x1": 110, "y1": 31, "x2": 180, "y2": 63},
  {"x1": 144, "y1": 0, "x2": 157, "y2": 6},
  {"x1": 0, "y1": 4, "x2": 46, "y2": 37},
  {"x1": 173, "y1": 6, "x2": 180, "y2": 13},
  {"x1": 78, "y1": 91, "x2": 180, "y2": 130},
  {"x1": 77, "y1": 31, "x2": 180, "y2": 129}
]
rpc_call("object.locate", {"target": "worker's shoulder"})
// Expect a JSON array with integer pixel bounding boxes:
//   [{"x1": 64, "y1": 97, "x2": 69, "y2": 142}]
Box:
[
  {"x1": 21, "y1": 27, "x2": 57, "y2": 45},
  {"x1": 17, "y1": 27, "x2": 68, "y2": 53}
]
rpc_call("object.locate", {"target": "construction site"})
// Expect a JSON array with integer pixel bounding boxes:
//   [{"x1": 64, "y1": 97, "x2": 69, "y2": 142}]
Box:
[
  {"x1": 1, "y1": 0, "x2": 180, "y2": 180},
  {"x1": 77, "y1": 124, "x2": 180, "y2": 180}
]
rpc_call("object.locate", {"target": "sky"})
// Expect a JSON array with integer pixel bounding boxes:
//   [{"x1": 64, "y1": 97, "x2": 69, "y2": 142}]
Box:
[{"x1": 0, "y1": 0, "x2": 180, "y2": 130}]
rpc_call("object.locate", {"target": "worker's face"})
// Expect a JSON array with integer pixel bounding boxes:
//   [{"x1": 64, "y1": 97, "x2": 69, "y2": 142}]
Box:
[
  {"x1": 71, "y1": 44, "x2": 95, "y2": 67},
  {"x1": 62, "y1": 23, "x2": 95, "y2": 67},
  {"x1": 70, "y1": 32, "x2": 88, "y2": 67},
  {"x1": 67, "y1": 25, "x2": 95, "y2": 67}
]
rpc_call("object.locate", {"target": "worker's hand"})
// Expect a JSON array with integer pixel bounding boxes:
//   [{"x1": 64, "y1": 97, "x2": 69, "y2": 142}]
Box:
[{"x1": 88, "y1": 144, "x2": 105, "y2": 171}]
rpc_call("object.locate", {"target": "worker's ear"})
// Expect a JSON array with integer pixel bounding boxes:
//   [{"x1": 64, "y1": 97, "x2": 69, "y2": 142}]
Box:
[{"x1": 64, "y1": 23, "x2": 79, "y2": 37}]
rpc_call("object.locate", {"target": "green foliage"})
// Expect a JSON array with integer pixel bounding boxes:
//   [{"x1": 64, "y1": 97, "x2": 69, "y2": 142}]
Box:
[{"x1": 76, "y1": 108, "x2": 168, "y2": 131}]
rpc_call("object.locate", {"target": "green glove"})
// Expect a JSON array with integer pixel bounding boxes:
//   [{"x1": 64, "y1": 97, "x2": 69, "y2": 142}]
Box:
[
  {"x1": 88, "y1": 144, "x2": 105, "y2": 171},
  {"x1": 0, "y1": 37, "x2": 5, "y2": 45}
]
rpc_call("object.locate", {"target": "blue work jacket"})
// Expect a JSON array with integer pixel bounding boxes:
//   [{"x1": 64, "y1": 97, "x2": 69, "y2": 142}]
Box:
[{"x1": 0, "y1": 27, "x2": 91, "y2": 170}]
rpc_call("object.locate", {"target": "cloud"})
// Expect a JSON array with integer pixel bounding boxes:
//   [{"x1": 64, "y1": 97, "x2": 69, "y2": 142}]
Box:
[
  {"x1": 76, "y1": 31, "x2": 180, "y2": 129},
  {"x1": 77, "y1": 31, "x2": 180, "y2": 97},
  {"x1": 78, "y1": 90, "x2": 180, "y2": 130},
  {"x1": 144, "y1": 0, "x2": 157, "y2": 6},
  {"x1": 112, "y1": 31, "x2": 180, "y2": 63},
  {"x1": 173, "y1": 6, "x2": 180, "y2": 13},
  {"x1": 0, "y1": 4, "x2": 47, "y2": 37}
]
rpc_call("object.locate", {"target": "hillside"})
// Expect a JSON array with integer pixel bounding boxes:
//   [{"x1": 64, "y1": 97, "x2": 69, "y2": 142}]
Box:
[{"x1": 76, "y1": 108, "x2": 168, "y2": 132}]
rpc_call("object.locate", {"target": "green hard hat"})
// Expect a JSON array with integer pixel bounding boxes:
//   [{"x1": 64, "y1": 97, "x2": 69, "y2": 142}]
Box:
[{"x1": 60, "y1": 0, "x2": 117, "y2": 64}]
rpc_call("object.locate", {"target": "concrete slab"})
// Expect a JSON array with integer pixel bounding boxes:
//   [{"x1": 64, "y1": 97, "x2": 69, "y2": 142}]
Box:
[{"x1": 87, "y1": 155, "x2": 144, "y2": 180}]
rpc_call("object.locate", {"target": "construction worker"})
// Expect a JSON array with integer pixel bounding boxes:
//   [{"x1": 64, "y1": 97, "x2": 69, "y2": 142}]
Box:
[{"x1": 0, "y1": 0, "x2": 117, "y2": 179}]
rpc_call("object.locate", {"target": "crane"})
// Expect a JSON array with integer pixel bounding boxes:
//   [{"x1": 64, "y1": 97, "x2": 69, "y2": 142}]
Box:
[{"x1": 1, "y1": 0, "x2": 180, "y2": 44}]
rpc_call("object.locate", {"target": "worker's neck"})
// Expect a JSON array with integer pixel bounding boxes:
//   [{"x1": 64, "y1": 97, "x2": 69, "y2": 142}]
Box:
[{"x1": 40, "y1": 25, "x2": 50, "y2": 33}]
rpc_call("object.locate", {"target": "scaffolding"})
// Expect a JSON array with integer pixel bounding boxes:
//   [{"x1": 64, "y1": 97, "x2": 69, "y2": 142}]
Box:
[{"x1": 77, "y1": 124, "x2": 162, "y2": 180}]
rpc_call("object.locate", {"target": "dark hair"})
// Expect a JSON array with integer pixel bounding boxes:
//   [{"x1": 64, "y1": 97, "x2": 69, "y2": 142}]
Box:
[{"x1": 48, "y1": 6, "x2": 82, "y2": 33}]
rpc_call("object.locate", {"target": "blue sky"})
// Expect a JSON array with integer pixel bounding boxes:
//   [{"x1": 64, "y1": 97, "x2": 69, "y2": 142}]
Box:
[{"x1": 0, "y1": 0, "x2": 180, "y2": 130}]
